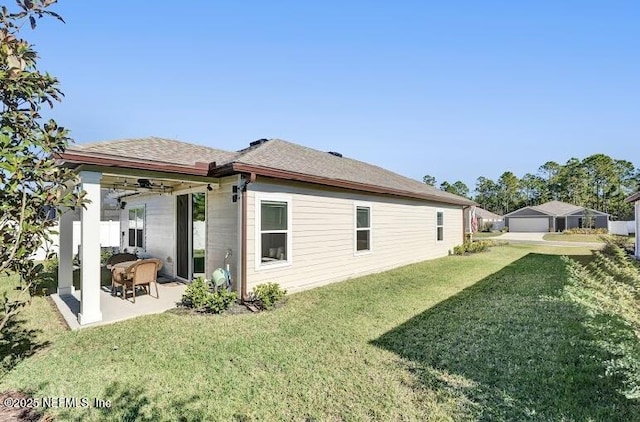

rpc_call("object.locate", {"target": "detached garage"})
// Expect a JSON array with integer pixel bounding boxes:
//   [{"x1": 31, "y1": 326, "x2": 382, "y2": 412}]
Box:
[{"x1": 505, "y1": 200, "x2": 609, "y2": 233}]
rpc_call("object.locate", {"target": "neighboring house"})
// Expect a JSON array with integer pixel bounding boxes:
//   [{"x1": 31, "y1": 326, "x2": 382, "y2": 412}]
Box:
[
  {"x1": 475, "y1": 207, "x2": 504, "y2": 231},
  {"x1": 504, "y1": 200, "x2": 609, "y2": 233},
  {"x1": 626, "y1": 192, "x2": 640, "y2": 259},
  {"x1": 56, "y1": 137, "x2": 474, "y2": 325}
]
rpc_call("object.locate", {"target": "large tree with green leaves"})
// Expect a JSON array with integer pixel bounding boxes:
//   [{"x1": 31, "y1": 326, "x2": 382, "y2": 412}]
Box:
[{"x1": 1, "y1": 0, "x2": 83, "y2": 332}]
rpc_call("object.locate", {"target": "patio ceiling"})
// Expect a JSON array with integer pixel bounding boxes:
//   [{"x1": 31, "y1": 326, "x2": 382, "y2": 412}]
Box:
[{"x1": 100, "y1": 173, "x2": 215, "y2": 194}]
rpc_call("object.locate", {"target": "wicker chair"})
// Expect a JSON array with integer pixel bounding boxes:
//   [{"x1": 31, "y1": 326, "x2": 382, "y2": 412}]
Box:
[
  {"x1": 108, "y1": 253, "x2": 138, "y2": 296},
  {"x1": 117, "y1": 259, "x2": 163, "y2": 303}
]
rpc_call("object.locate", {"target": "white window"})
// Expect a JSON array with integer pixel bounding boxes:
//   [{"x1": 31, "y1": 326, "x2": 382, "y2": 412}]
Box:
[
  {"x1": 128, "y1": 207, "x2": 145, "y2": 248},
  {"x1": 436, "y1": 211, "x2": 444, "y2": 241},
  {"x1": 255, "y1": 194, "x2": 292, "y2": 269},
  {"x1": 355, "y1": 204, "x2": 371, "y2": 253}
]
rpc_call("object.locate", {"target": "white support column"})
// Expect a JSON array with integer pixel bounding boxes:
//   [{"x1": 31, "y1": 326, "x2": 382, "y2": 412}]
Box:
[
  {"x1": 78, "y1": 171, "x2": 102, "y2": 325},
  {"x1": 57, "y1": 208, "x2": 75, "y2": 296}
]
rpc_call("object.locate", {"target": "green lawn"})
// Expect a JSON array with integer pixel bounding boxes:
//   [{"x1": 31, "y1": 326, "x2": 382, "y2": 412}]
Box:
[
  {"x1": 2, "y1": 244, "x2": 639, "y2": 420},
  {"x1": 543, "y1": 233, "x2": 608, "y2": 243}
]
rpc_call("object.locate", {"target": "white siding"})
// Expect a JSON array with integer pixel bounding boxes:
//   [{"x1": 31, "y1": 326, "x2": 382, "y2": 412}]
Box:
[
  {"x1": 206, "y1": 175, "x2": 240, "y2": 286},
  {"x1": 246, "y1": 179, "x2": 464, "y2": 293},
  {"x1": 121, "y1": 194, "x2": 176, "y2": 277}
]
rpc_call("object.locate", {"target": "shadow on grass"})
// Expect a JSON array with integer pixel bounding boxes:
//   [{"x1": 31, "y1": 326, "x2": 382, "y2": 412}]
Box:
[
  {"x1": 372, "y1": 252, "x2": 640, "y2": 421},
  {"x1": 0, "y1": 316, "x2": 50, "y2": 380},
  {"x1": 56, "y1": 381, "x2": 208, "y2": 422}
]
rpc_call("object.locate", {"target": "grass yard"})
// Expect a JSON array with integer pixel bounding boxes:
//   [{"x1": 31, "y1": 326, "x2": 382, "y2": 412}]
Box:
[
  {"x1": 1, "y1": 244, "x2": 639, "y2": 420},
  {"x1": 543, "y1": 233, "x2": 608, "y2": 243}
]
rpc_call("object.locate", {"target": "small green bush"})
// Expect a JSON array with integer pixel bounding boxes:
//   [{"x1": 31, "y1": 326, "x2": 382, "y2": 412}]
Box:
[
  {"x1": 253, "y1": 282, "x2": 287, "y2": 310},
  {"x1": 182, "y1": 277, "x2": 237, "y2": 313},
  {"x1": 563, "y1": 228, "x2": 608, "y2": 235},
  {"x1": 453, "y1": 240, "x2": 507, "y2": 255},
  {"x1": 206, "y1": 289, "x2": 237, "y2": 314},
  {"x1": 44, "y1": 254, "x2": 59, "y2": 274},
  {"x1": 182, "y1": 277, "x2": 211, "y2": 310}
]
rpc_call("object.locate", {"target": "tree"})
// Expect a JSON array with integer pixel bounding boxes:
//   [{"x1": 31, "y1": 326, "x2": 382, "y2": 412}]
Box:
[
  {"x1": 538, "y1": 161, "x2": 561, "y2": 201},
  {"x1": 474, "y1": 176, "x2": 499, "y2": 213},
  {"x1": 438, "y1": 180, "x2": 469, "y2": 198},
  {"x1": 519, "y1": 173, "x2": 545, "y2": 206},
  {"x1": 497, "y1": 171, "x2": 519, "y2": 214},
  {"x1": 422, "y1": 174, "x2": 436, "y2": 186},
  {"x1": 1, "y1": 1, "x2": 83, "y2": 332}
]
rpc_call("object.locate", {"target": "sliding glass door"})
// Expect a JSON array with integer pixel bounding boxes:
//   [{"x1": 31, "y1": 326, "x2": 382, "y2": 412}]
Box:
[{"x1": 176, "y1": 192, "x2": 206, "y2": 281}]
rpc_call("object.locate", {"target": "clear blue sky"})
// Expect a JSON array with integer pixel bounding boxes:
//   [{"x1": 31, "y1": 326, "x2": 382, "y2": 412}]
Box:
[{"x1": 29, "y1": 1, "x2": 640, "y2": 191}]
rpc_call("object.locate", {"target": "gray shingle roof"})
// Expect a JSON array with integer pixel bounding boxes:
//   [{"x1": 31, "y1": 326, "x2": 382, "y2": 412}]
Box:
[
  {"x1": 475, "y1": 207, "x2": 503, "y2": 219},
  {"x1": 233, "y1": 139, "x2": 473, "y2": 205},
  {"x1": 506, "y1": 200, "x2": 607, "y2": 217},
  {"x1": 532, "y1": 200, "x2": 584, "y2": 216},
  {"x1": 626, "y1": 192, "x2": 640, "y2": 203},
  {"x1": 68, "y1": 137, "x2": 239, "y2": 167},
  {"x1": 65, "y1": 137, "x2": 474, "y2": 206}
]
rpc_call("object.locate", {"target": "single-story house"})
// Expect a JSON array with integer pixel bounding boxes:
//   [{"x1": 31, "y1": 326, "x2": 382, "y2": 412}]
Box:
[
  {"x1": 56, "y1": 137, "x2": 475, "y2": 325},
  {"x1": 626, "y1": 192, "x2": 640, "y2": 259},
  {"x1": 504, "y1": 200, "x2": 609, "y2": 233},
  {"x1": 475, "y1": 207, "x2": 504, "y2": 231}
]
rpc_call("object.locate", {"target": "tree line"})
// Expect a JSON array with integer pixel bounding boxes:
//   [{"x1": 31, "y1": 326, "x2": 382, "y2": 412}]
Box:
[{"x1": 424, "y1": 153, "x2": 639, "y2": 220}]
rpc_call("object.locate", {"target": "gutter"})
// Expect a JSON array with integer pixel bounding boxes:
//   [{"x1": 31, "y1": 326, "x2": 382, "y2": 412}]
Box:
[
  {"x1": 240, "y1": 172, "x2": 256, "y2": 302},
  {"x1": 217, "y1": 163, "x2": 476, "y2": 207},
  {"x1": 57, "y1": 151, "x2": 216, "y2": 177}
]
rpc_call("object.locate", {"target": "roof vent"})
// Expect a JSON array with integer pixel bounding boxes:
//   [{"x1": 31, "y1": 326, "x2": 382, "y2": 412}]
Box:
[
  {"x1": 249, "y1": 138, "x2": 269, "y2": 147},
  {"x1": 328, "y1": 151, "x2": 342, "y2": 157}
]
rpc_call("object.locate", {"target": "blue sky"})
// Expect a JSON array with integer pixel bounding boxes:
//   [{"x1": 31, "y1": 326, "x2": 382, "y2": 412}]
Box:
[{"x1": 29, "y1": 1, "x2": 640, "y2": 191}]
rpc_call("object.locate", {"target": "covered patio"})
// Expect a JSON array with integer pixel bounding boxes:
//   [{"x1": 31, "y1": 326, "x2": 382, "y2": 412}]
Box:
[
  {"x1": 53, "y1": 165, "x2": 217, "y2": 328},
  {"x1": 51, "y1": 280, "x2": 187, "y2": 330}
]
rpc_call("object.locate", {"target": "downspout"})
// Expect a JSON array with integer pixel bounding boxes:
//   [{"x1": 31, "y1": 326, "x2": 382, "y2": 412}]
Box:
[{"x1": 240, "y1": 173, "x2": 256, "y2": 301}]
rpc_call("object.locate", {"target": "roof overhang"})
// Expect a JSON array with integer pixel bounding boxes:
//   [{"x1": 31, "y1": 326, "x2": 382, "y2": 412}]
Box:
[
  {"x1": 626, "y1": 192, "x2": 640, "y2": 203},
  {"x1": 57, "y1": 151, "x2": 216, "y2": 177},
  {"x1": 57, "y1": 150, "x2": 476, "y2": 207},
  {"x1": 217, "y1": 163, "x2": 476, "y2": 206}
]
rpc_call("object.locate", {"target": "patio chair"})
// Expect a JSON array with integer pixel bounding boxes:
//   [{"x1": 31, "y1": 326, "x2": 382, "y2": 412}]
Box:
[
  {"x1": 118, "y1": 259, "x2": 163, "y2": 303},
  {"x1": 108, "y1": 253, "x2": 138, "y2": 296}
]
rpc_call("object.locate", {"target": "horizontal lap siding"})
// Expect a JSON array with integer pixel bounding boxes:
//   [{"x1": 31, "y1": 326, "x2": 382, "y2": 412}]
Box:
[
  {"x1": 122, "y1": 194, "x2": 175, "y2": 277},
  {"x1": 246, "y1": 180, "x2": 463, "y2": 293},
  {"x1": 206, "y1": 175, "x2": 240, "y2": 286}
]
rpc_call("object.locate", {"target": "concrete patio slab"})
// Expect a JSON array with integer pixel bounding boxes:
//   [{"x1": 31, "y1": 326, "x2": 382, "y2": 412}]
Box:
[{"x1": 51, "y1": 281, "x2": 187, "y2": 330}]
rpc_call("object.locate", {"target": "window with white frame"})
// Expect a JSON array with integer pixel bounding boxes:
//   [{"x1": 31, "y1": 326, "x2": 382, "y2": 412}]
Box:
[
  {"x1": 128, "y1": 207, "x2": 145, "y2": 248},
  {"x1": 257, "y1": 195, "x2": 291, "y2": 267},
  {"x1": 355, "y1": 205, "x2": 371, "y2": 252},
  {"x1": 436, "y1": 211, "x2": 444, "y2": 241}
]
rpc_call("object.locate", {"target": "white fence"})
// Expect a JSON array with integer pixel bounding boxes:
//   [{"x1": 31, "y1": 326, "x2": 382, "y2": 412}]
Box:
[
  {"x1": 608, "y1": 221, "x2": 636, "y2": 236},
  {"x1": 32, "y1": 221, "x2": 121, "y2": 261}
]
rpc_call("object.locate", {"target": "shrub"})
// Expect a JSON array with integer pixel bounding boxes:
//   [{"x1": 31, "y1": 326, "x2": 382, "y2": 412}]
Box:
[
  {"x1": 44, "y1": 254, "x2": 59, "y2": 274},
  {"x1": 452, "y1": 239, "x2": 509, "y2": 255},
  {"x1": 563, "y1": 228, "x2": 608, "y2": 235},
  {"x1": 206, "y1": 289, "x2": 237, "y2": 314},
  {"x1": 182, "y1": 277, "x2": 211, "y2": 310},
  {"x1": 252, "y1": 282, "x2": 287, "y2": 310},
  {"x1": 482, "y1": 222, "x2": 493, "y2": 232},
  {"x1": 182, "y1": 277, "x2": 237, "y2": 314}
]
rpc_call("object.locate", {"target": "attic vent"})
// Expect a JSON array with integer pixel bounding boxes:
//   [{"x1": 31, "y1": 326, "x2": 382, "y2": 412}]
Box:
[
  {"x1": 328, "y1": 151, "x2": 342, "y2": 157},
  {"x1": 249, "y1": 138, "x2": 269, "y2": 147}
]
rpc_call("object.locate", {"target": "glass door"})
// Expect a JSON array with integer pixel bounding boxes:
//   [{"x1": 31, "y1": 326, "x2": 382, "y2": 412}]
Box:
[{"x1": 176, "y1": 192, "x2": 206, "y2": 281}]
